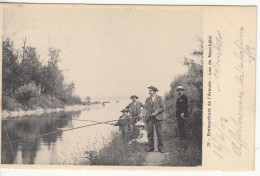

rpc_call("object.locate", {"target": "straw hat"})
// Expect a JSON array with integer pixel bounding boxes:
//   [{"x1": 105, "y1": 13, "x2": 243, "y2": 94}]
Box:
[{"x1": 176, "y1": 86, "x2": 185, "y2": 91}]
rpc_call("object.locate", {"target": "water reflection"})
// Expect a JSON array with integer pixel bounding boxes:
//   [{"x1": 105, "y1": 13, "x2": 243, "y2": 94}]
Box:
[
  {"x1": 1, "y1": 111, "x2": 81, "y2": 164},
  {"x1": 1, "y1": 99, "x2": 133, "y2": 165}
]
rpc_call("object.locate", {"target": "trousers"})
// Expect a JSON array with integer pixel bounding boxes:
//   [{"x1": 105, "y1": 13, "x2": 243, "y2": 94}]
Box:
[
  {"x1": 147, "y1": 116, "x2": 163, "y2": 150},
  {"x1": 177, "y1": 117, "x2": 187, "y2": 137}
]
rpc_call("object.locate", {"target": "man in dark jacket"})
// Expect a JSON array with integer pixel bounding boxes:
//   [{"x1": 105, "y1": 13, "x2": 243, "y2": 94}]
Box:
[
  {"x1": 144, "y1": 86, "x2": 166, "y2": 153},
  {"x1": 176, "y1": 86, "x2": 189, "y2": 139},
  {"x1": 114, "y1": 109, "x2": 134, "y2": 137},
  {"x1": 125, "y1": 95, "x2": 145, "y2": 122}
]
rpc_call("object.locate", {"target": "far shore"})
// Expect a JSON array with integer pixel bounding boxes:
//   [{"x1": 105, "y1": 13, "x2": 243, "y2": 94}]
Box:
[{"x1": 1, "y1": 103, "x2": 103, "y2": 119}]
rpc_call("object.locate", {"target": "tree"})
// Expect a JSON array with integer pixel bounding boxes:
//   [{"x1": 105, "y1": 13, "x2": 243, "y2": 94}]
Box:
[
  {"x1": 2, "y1": 38, "x2": 83, "y2": 110},
  {"x1": 20, "y1": 45, "x2": 42, "y2": 86},
  {"x1": 48, "y1": 47, "x2": 61, "y2": 67},
  {"x1": 2, "y1": 38, "x2": 21, "y2": 94},
  {"x1": 41, "y1": 47, "x2": 64, "y2": 96},
  {"x1": 86, "y1": 96, "x2": 91, "y2": 103},
  {"x1": 165, "y1": 39, "x2": 203, "y2": 141}
]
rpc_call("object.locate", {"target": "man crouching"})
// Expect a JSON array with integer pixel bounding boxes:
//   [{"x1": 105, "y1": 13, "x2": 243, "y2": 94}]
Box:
[{"x1": 114, "y1": 109, "x2": 134, "y2": 138}]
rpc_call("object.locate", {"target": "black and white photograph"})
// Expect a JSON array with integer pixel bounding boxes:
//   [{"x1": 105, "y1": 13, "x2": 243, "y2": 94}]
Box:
[{"x1": 0, "y1": 4, "x2": 221, "y2": 167}]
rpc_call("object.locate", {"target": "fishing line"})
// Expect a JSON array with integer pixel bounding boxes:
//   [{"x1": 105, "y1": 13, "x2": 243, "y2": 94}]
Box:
[
  {"x1": 4, "y1": 126, "x2": 15, "y2": 159},
  {"x1": 2, "y1": 116, "x2": 142, "y2": 146}
]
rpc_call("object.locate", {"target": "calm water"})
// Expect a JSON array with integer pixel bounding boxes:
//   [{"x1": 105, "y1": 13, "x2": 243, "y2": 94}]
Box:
[{"x1": 1, "y1": 98, "x2": 137, "y2": 165}]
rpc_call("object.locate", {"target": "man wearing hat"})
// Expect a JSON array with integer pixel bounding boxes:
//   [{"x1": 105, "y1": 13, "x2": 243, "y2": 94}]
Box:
[
  {"x1": 144, "y1": 86, "x2": 166, "y2": 153},
  {"x1": 125, "y1": 95, "x2": 145, "y2": 122},
  {"x1": 114, "y1": 109, "x2": 134, "y2": 137},
  {"x1": 129, "y1": 121, "x2": 148, "y2": 145},
  {"x1": 176, "y1": 86, "x2": 189, "y2": 139}
]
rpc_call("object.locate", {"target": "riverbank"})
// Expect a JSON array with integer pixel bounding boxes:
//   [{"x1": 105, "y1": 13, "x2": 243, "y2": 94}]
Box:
[
  {"x1": 1, "y1": 103, "x2": 103, "y2": 119},
  {"x1": 83, "y1": 117, "x2": 202, "y2": 166}
]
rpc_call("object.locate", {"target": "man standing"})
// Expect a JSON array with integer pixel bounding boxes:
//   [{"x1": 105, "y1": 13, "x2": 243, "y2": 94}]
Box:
[
  {"x1": 176, "y1": 86, "x2": 189, "y2": 139},
  {"x1": 144, "y1": 86, "x2": 166, "y2": 153},
  {"x1": 125, "y1": 95, "x2": 145, "y2": 122}
]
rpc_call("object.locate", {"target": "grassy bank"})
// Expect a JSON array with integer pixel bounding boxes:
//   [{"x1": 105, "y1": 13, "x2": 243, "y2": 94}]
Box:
[
  {"x1": 82, "y1": 126, "x2": 146, "y2": 166},
  {"x1": 2, "y1": 83, "x2": 82, "y2": 113},
  {"x1": 161, "y1": 118, "x2": 202, "y2": 166},
  {"x1": 2, "y1": 94, "x2": 65, "y2": 112},
  {"x1": 82, "y1": 117, "x2": 202, "y2": 166},
  {"x1": 1, "y1": 103, "x2": 99, "y2": 119},
  {"x1": 2, "y1": 94, "x2": 104, "y2": 118}
]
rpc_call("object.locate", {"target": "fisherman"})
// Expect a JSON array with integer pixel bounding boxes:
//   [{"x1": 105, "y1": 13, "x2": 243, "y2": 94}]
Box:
[
  {"x1": 176, "y1": 86, "x2": 189, "y2": 139},
  {"x1": 144, "y1": 86, "x2": 166, "y2": 153},
  {"x1": 125, "y1": 95, "x2": 145, "y2": 122},
  {"x1": 114, "y1": 109, "x2": 134, "y2": 137}
]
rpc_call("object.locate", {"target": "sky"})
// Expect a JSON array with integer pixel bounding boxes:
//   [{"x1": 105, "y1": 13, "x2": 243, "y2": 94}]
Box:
[{"x1": 3, "y1": 5, "x2": 202, "y2": 99}]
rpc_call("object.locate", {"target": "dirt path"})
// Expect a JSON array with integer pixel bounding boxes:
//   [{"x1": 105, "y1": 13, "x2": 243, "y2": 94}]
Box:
[
  {"x1": 143, "y1": 151, "x2": 169, "y2": 166},
  {"x1": 140, "y1": 119, "x2": 201, "y2": 166},
  {"x1": 119, "y1": 119, "x2": 201, "y2": 166},
  {"x1": 142, "y1": 127, "x2": 169, "y2": 166}
]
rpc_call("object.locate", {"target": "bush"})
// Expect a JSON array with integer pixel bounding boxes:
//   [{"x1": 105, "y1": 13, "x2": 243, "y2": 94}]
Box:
[
  {"x1": 58, "y1": 92, "x2": 82, "y2": 105},
  {"x1": 71, "y1": 96, "x2": 82, "y2": 104},
  {"x1": 8, "y1": 82, "x2": 65, "y2": 110},
  {"x1": 26, "y1": 94, "x2": 64, "y2": 110},
  {"x1": 2, "y1": 95, "x2": 23, "y2": 111},
  {"x1": 15, "y1": 82, "x2": 41, "y2": 103}
]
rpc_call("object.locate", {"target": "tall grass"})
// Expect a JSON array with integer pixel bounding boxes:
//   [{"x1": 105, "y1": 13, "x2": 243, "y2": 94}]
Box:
[
  {"x1": 81, "y1": 127, "x2": 140, "y2": 165},
  {"x1": 162, "y1": 118, "x2": 202, "y2": 166}
]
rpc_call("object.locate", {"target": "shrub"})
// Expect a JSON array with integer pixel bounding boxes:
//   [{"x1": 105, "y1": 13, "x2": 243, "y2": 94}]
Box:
[
  {"x1": 71, "y1": 96, "x2": 82, "y2": 104},
  {"x1": 26, "y1": 94, "x2": 64, "y2": 110},
  {"x1": 15, "y1": 82, "x2": 41, "y2": 103},
  {"x1": 2, "y1": 95, "x2": 22, "y2": 111}
]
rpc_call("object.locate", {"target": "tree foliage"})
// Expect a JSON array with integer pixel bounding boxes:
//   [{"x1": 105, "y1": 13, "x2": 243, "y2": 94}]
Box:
[
  {"x1": 2, "y1": 38, "x2": 20, "y2": 94},
  {"x1": 164, "y1": 39, "x2": 203, "y2": 142},
  {"x1": 86, "y1": 96, "x2": 91, "y2": 103},
  {"x1": 15, "y1": 82, "x2": 41, "y2": 102},
  {"x1": 2, "y1": 38, "x2": 82, "y2": 110}
]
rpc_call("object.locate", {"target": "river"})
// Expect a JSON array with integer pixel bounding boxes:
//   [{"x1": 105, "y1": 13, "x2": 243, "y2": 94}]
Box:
[{"x1": 1, "y1": 97, "x2": 141, "y2": 165}]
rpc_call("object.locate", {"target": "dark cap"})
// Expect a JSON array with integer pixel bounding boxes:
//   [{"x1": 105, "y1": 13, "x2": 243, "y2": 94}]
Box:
[
  {"x1": 148, "y1": 86, "x2": 159, "y2": 92},
  {"x1": 130, "y1": 95, "x2": 138, "y2": 99}
]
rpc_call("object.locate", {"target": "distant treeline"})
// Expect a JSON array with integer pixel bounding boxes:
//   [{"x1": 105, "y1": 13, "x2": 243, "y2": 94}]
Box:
[
  {"x1": 2, "y1": 38, "x2": 82, "y2": 111},
  {"x1": 164, "y1": 39, "x2": 203, "y2": 144}
]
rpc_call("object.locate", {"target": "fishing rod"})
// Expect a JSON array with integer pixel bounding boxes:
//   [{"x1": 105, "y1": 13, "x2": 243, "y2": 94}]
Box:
[
  {"x1": 2, "y1": 115, "x2": 141, "y2": 122},
  {"x1": 2, "y1": 115, "x2": 142, "y2": 123},
  {"x1": 2, "y1": 117, "x2": 116, "y2": 123},
  {"x1": 2, "y1": 116, "x2": 143, "y2": 146},
  {"x1": 2, "y1": 120, "x2": 117, "y2": 146}
]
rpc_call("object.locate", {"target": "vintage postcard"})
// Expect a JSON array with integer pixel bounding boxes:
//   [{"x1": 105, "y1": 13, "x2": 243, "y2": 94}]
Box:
[{"x1": 0, "y1": 4, "x2": 256, "y2": 171}]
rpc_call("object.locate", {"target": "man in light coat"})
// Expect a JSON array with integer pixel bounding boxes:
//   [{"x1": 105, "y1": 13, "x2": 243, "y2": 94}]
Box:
[{"x1": 144, "y1": 86, "x2": 166, "y2": 153}]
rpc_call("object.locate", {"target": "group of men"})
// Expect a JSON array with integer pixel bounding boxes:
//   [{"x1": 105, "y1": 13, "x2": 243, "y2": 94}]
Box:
[{"x1": 114, "y1": 85, "x2": 188, "y2": 153}]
